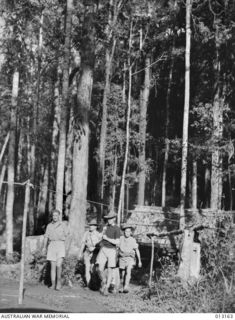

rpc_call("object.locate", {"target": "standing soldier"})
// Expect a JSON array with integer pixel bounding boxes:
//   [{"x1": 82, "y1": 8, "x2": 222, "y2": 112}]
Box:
[
  {"x1": 42, "y1": 209, "x2": 69, "y2": 290},
  {"x1": 96, "y1": 211, "x2": 121, "y2": 296},
  {"x1": 118, "y1": 224, "x2": 142, "y2": 293},
  {"x1": 78, "y1": 219, "x2": 102, "y2": 287}
]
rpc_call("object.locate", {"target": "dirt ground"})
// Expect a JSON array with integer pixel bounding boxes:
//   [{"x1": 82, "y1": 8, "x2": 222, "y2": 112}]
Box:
[{"x1": 0, "y1": 277, "x2": 147, "y2": 313}]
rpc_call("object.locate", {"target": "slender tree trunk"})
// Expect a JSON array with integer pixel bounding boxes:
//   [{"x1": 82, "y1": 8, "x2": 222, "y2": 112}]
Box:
[
  {"x1": 137, "y1": 56, "x2": 150, "y2": 205},
  {"x1": 118, "y1": 20, "x2": 133, "y2": 224},
  {"x1": 161, "y1": 41, "x2": 175, "y2": 207},
  {"x1": 27, "y1": 117, "x2": 34, "y2": 234},
  {"x1": 0, "y1": 132, "x2": 9, "y2": 165},
  {"x1": 180, "y1": 0, "x2": 191, "y2": 229},
  {"x1": 204, "y1": 164, "x2": 210, "y2": 208},
  {"x1": 192, "y1": 160, "x2": 197, "y2": 209},
  {"x1": 211, "y1": 25, "x2": 223, "y2": 210},
  {"x1": 65, "y1": 106, "x2": 74, "y2": 217},
  {"x1": 97, "y1": 39, "x2": 116, "y2": 220},
  {"x1": 0, "y1": 13, "x2": 5, "y2": 74},
  {"x1": 37, "y1": 163, "x2": 48, "y2": 229},
  {"x1": 16, "y1": 128, "x2": 23, "y2": 181},
  {"x1": 29, "y1": 11, "x2": 44, "y2": 233},
  {"x1": 122, "y1": 62, "x2": 126, "y2": 104},
  {"x1": 68, "y1": 65, "x2": 93, "y2": 255},
  {"x1": 118, "y1": 65, "x2": 132, "y2": 225},
  {"x1": 110, "y1": 147, "x2": 118, "y2": 212},
  {"x1": 211, "y1": 90, "x2": 223, "y2": 210},
  {"x1": 6, "y1": 70, "x2": 19, "y2": 256},
  {"x1": 49, "y1": 66, "x2": 62, "y2": 213},
  {"x1": 0, "y1": 158, "x2": 7, "y2": 196},
  {"x1": 56, "y1": 0, "x2": 73, "y2": 215}
]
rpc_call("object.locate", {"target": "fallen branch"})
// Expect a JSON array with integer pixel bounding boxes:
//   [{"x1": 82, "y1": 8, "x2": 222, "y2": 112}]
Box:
[{"x1": 146, "y1": 224, "x2": 210, "y2": 238}]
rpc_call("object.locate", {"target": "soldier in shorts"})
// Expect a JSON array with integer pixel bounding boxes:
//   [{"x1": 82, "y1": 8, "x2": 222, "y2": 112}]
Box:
[
  {"x1": 118, "y1": 224, "x2": 142, "y2": 293},
  {"x1": 78, "y1": 219, "x2": 102, "y2": 287},
  {"x1": 42, "y1": 209, "x2": 68, "y2": 290},
  {"x1": 96, "y1": 211, "x2": 120, "y2": 296}
]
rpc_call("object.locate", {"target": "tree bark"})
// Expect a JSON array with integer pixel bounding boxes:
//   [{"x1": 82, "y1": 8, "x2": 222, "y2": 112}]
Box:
[
  {"x1": 204, "y1": 164, "x2": 210, "y2": 208},
  {"x1": 97, "y1": 0, "x2": 118, "y2": 220},
  {"x1": 56, "y1": 0, "x2": 73, "y2": 215},
  {"x1": 180, "y1": 0, "x2": 191, "y2": 229},
  {"x1": 210, "y1": 25, "x2": 223, "y2": 210},
  {"x1": 137, "y1": 56, "x2": 151, "y2": 206},
  {"x1": 65, "y1": 106, "x2": 74, "y2": 218},
  {"x1": 161, "y1": 41, "x2": 175, "y2": 207},
  {"x1": 48, "y1": 66, "x2": 62, "y2": 213},
  {"x1": 110, "y1": 147, "x2": 118, "y2": 212},
  {"x1": 97, "y1": 42, "x2": 116, "y2": 220},
  {"x1": 37, "y1": 163, "x2": 48, "y2": 231},
  {"x1": 192, "y1": 160, "x2": 197, "y2": 209},
  {"x1": 0, "y1": 158, "x2": 7, "y2": 196},
  {"x1": 29, "y1": 10, "x2": 44, "y2": 234},
  {"x1": 68, "y1": 65, "x2": 93, "y2": 255},
  {"x1": 6, "y1": 70, "x2": 19, "y2": 256},
  {"x1": 118, "y1": 64, "x2": 132, "y2": 225},
  {"x1": 0, "y1": 132, "x2": 9, "y2": 165}
]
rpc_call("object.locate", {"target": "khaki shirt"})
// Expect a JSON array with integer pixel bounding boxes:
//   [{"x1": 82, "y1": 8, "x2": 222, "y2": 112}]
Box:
[
  {"x1": 119, "y1": 236, "x2": 138, "y2": 258},
  {"x1": 45, "y1": 221, "x2": 68, "y2": 241},
  {"x1": 82, "y1": 230, "x2": 102, "y2": 251}
]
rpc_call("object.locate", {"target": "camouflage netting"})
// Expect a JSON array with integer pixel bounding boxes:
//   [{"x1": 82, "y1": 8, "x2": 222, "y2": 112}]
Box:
[{"x1": 126, "y1": 205, "x2": 235, "y2": 251}]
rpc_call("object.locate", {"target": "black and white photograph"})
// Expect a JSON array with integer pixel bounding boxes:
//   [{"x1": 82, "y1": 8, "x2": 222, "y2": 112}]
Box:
[{"x1": 0, "y1": 0, "x2": 234, "y2": 315}]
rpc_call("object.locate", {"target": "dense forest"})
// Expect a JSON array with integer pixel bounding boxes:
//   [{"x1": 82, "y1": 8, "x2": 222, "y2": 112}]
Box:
[{"x1": 0, "y1": 0, "x2": 235, "y2": 257}]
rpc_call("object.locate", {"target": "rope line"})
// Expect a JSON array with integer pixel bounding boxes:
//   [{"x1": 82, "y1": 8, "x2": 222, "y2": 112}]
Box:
[{"x1": 1, "y1": 180, "x2": 235, "y2": 225}]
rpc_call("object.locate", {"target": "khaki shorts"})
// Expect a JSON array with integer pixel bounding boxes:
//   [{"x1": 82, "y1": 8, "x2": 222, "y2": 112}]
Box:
[
  {"x1": 119, "y1": 256, "x2": 135, "y2": 270},
  {"x1": 47, "y1": 240, "x2": 65, "y2": 261},
  {"x1": 96, "y1": 247, "x2": 117, "y2": 268}
]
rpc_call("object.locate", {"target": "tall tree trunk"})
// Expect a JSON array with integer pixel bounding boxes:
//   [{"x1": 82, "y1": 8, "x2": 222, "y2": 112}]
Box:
[
  {"x1": 27, "y1": 117, "x2": 34, "y2": 234},
  {"x1": 204, "y1": 164, "x2": 210, "y2": 208},
  {"x1": 122, "y1": 62, "x2": 126, "y2": 103},
  {"x1": 0, "y1": 158, "x2": 7, "y2": 196},
  {"x1": 161, "y1": 41, "x2": 175, "y2": 207},
  {"x1": 6, "y1": 70, "x2": 19, "y2": 256},
  {"x1": 48, "y1": 66, "x2": 62, "y2": 213},
  {"x1": 68, "y1": 65, "x2": 93, "y2": 255},
  {"x1": 180, "y1": 0, "x2": 191, "y2": 229},
  {"x1": 97, "y1": 40, "x2": 116, "y2": 220},
  {"x1": 16, "y1": 128, "x2": 23, "y2": 181},
  {"x1": 97, "y1": 0, "x2": 119, "y2": 220},
  {"x1": 137, "y1": 56, "x2": 151, "y2": 205},
  {"x1": 65, "y1": 106, "x2": 74, "y2": 217},
  {"x1": 110, "y1": 147, "x2": 118, "y2": 212},
  {"x1": 118, "y1": 65, "x2": 132, "y2": 225},
  {"x1": 37, "y1": 163, "x2": 48, "y2": 230},
  {"x1": 210, "y1": 25, "x2": 223, "y2": 210},
  {"x1": 192, "y1": 160, "x2": 197, "y2": 209},
  {"x1": 118, "y1": 20, "x2": 133, "y2": 224},
  {"x1": 29, "y1": 10, "x2": 44, "y2": 234},
  {"x1": 0, "y1": 132, "x2": 9, "y2": 165},
  {"x1": 56, "y1": 0, "x2": 73, "y2": 215}
]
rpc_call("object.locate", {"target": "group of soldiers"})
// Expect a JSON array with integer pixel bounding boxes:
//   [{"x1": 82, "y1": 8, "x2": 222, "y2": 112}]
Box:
[{"x1": 42, "y1": 209, "x2": 142, "y2": 295}]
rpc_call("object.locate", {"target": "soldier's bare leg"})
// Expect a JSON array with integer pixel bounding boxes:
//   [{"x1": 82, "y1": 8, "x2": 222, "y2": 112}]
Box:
[
  {"x1": 56, "y1": 257, "x2": 63, "y2": 290},
  {"x1": 123, "y1": 265, "x2": 132, "y2": 293},
  {"x1": 49, "y1": 261, "x2": 56, "y2": 289}
]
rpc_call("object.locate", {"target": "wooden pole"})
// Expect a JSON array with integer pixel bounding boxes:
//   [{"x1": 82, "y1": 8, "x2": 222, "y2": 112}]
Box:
[
  {"x1": 149, "y1": 236, "x2": 154, "y2": 288},
  {"x1": 18, "y1": 181, "x2": 30, "y2": 305}
]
